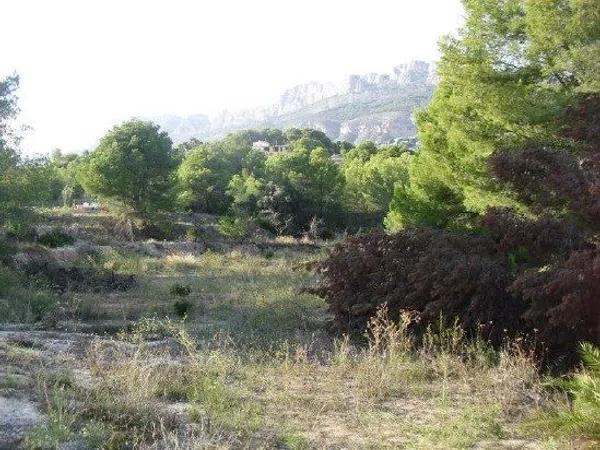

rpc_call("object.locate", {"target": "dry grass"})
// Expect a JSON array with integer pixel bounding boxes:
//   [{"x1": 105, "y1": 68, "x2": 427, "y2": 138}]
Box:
[
  {"x1": 1, "y1": 211, "x2": 584, "y2": 449},
  {"x1": 22, "y1": 308, "x2": 563, "y2": 449}
]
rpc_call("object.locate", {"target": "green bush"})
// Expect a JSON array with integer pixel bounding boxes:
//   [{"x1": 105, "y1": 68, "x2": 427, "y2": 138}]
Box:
[
  {"x1": 37, "y1": 229, "x2": 75, "y2": 248},
  {"x1": 532, "y1": 343, "x2": 600, "y2": 441},
  {"x1": 0, "y1": 266, "x2": 58, "y2": 323},
  {"x1": 0, "y1": 264, "x2": 19, "y2": 295},
  {"x1": 217, "y1": 214, "x2": 252, "y2": 240},
  {"x1": 173, "y1": 299, "x2": 192, "y2": 318},
  {"x1": 169, "y1": 282, "x2": 191, "y2": 297},
  {"x1": 29, "y1": 291, "x2": 57, "y2": 321}
]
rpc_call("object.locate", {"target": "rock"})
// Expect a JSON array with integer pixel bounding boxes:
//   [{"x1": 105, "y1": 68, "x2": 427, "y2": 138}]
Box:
[
  {"x1": 0, "y1": 397, "x2": 41, "y2": 449},
  {"x1": 155, "y1": 61, "x2": 436, "y2": 145},
  {"x1": 11, "y1": 246, "x2": 53, "y2": 271},
  {"x1": 49, "y1": 246, "x2": 80, "y2": 264},
  {"x1": 121, "y1": 241, "x2": 205, "y2": 257}
]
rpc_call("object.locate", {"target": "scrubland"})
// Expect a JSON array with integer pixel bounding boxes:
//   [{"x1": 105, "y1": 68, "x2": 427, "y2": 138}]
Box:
[{"x1": 1, "y1": 210, "x2": 595, "y2": 450}]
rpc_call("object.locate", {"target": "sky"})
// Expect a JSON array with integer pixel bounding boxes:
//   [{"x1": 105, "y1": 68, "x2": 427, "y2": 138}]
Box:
[{"x1": 1, "y1": 0, "x2": 464, "y2": 155}]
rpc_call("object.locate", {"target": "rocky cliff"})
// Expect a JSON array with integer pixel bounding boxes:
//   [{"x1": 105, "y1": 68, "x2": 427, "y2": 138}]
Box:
[{"x1": 156, "y1": 61, "x2": 436, "y2": 145}]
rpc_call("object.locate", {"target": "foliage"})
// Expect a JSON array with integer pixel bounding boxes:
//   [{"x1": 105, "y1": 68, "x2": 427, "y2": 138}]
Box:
[
  {"x1": 490, "y1": 95, "x2": 600, "y2": 229},
  {"x1": 313, "y1": 206, "x2": 599, "y2": 367},
  {"x1": 227, "y1": 171, "x2": 264, "y2": 215},
  {"x1": 530, "y1": 343, "x2": 600, "y2": 440},
  {"x1": 0, "y1": 73, "x2": 20, "y2": 151},
  {"x1": 173, "y1": 299, "x2": 192, "y2": 318},
  {"x1": 260, "y1": 146, "x2": 344, "y2": 234},
  {"x1": 78, "y1": 120, "x2": 177, "y2": 218},
  {"x1": 386, "y1": 0, "x2": 600, "y2": 230},
  {"x1": 311, "y1": 227, "x2": 523, "y2": 342},
  {"x1": 217, "y1": 214, "x2": 252, "y2": 240},
  {"x1": 512, "y1": 249, "x2": 600, "y2": 364},
  {"x1": 0, "y1": 75, "x2": 63, "y2": 229},
  {"x1": 342, "y1": 143, "x2": 412, "y2": 216},
  {"x1": 177, "y1": 139, "x2": 264, "y2": 213},
  {"x1": 0, "y1": 264, "x2": 59, "y2": 323},
  {"x1": 169, "y1": 282, "x2": 192, "y2": 297},
  {"x1": 25, "y1": 383, "x2": 76, "y2": 449},
  {"x1": 37, "y1": 228, "x2": 76, "y2": 248},
  {"x1": 48, "y1": 149, "x2": 86, "y2": 206},
  {"x1": 285, "y1": 127, "x2": 336, "y2": 152}
]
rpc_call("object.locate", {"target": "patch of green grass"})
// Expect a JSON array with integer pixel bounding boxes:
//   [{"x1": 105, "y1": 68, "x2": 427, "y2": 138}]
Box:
[
  {"x1": 0, "y1": 265, "x2": 59, "y2": 323},
  {"x1": 25, "y1": 384, "x2": 76, "y2": 450},
  {"x1": 279, "y1": 432, "x2": 310, "y2": 450},
  {"x1": 0, "y1": 372, "x2": 19, "y2": 390},
  {"x1": 37, "y1": 228, "x2": 75, "y2": 248},
  {"x1": 525, "y1": 343, "x2": 600, "y2": 442},
  {"x1": 188, "y1": 372, "x2": 264, "y2": 434}
]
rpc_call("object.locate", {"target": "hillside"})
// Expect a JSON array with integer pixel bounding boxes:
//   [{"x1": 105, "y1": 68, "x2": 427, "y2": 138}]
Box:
[{"x1": 156, "y1": 61, "x2": 436, "y2": 145}]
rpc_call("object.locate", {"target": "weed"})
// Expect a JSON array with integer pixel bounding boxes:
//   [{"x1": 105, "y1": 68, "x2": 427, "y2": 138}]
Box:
[
  {"x1": 25, "y1": 382, "x2": 76, "y2": 450},
  {"x1": 173, "y1": 299, "x2": 192, "y2": 318},
  {"x1": 37, "y1": 229, "x2": 76, "y2": 248},
  {"x1": 526, "y1": 342, "x2": 600, "y2": 441},
  {"x1": 169, "y1": 282, "x2": 192, "y2": 297}
]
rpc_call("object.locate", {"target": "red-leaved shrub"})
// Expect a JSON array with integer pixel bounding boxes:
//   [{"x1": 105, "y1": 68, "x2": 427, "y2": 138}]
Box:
[
  {"x1": 311, "y1": 227, "x2": 524, "y2": 343},
  {"x1": 481, "y1": 208, "x2": 590, "y2": 264},
  {"x1": 312, "y1": 210, "x2": 599, "y2": 368},
  {"x1": 313, "y1": 95, "x2": 599, "y2": 369},
  {"x1": 512, "y1": 249, "x2": 600, "y2": 366}
]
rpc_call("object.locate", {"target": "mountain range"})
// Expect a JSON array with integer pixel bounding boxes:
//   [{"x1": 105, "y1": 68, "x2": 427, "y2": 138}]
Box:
[{"x1": 155, "y1": 61, "x2": 437, "y2": 145}]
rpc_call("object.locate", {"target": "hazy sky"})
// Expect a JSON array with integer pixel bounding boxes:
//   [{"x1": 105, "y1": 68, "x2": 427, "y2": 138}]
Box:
[{"x1": 1, "y1": 0, "x2": 464, "y2": 155}]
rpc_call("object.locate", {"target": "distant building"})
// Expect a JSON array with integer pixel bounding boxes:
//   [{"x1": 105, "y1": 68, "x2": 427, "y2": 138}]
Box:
[
  {"x1": 252, "y1": 141, "x2": 290, "y2": 154},
  {"x1": 74, "y1": 202, "x2": 101, "y2": 211},
  {"x1": 391, "y1": 137, "x2": 419, "y2": 151},
  {"x1": 330, "y1": 154, "x2": 343, "y2": 165},
  {"x1": 252, "y1": 140, "x2": 343, "y2": 165},
  {"x1": 252, "y1": 140, "x2": 270, "y2": 152}
]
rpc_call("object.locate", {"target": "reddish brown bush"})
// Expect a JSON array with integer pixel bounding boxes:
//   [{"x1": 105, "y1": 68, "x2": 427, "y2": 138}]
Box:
[
  {"x1": 312, "y1": 213, "x2": 599, "y2": 367},
  {"x1": 490, "y1": 96, "x2": 600, "y2": 227},
  {"x1": 481, "y1": 208, "x2": 590, "y2": 264},
  {"x1": 561, "y1": 94, "x2": 600, "y2": 153},
  {"x1": 490, "y1": 145, "x2": 600, "y2": 225},
  {"x1": 512, "y1": 249, "x2": 600, "y2": 367},
  {"x1": 311, "y1": 228, "x2": 524, "y2": 343}
]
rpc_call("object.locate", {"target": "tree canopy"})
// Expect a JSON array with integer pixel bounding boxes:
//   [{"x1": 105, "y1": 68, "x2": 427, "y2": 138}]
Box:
[
  {"x1": 78, "y1": 120, "x2": 177, "y2": 217},
  {"x1": 386, "y1": 0, "x2": 600, "y2": 231}
]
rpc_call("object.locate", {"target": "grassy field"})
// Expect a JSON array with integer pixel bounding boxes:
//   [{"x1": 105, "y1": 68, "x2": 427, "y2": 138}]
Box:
[{"x1": 0, "y1": 211, "x2": 590, "y2": 449}]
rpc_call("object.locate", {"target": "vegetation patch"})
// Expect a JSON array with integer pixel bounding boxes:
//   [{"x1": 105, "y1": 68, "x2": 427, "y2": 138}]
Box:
[{"x1": 36, "y1": 229, "x2": 75, "y2": 248}]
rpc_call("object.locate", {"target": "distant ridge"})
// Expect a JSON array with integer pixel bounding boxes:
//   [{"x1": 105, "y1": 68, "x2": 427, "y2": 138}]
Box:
[{"x1": 156, "y1": 61, "x2": 436, "y2": 145}]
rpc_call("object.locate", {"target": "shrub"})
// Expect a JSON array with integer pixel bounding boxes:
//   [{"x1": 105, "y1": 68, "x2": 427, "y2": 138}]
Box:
[
  {"x1": 29, "y1": 291, "x2": 58, "y2": 321},
  {"x1": 169, "y1": 283, "x2": 191, "y2": 297},
  {"x1": 512, "y1": 249, "x2": 600, "y2": 367},
  {"x1": 173, "y1": 299, "x2": 192, "y2": 318},
  {"x1": 481, "y1": 208, "x2": 590, "y2": 265},
  {"x1": 529, "y1": 343, "x2": 600, "y2": 440},
  {"x1": 23, "y1": 262, "x2": 136, "y2": 294},
  {"x1": 0, "y1": 263, "x2": 17, "y2": 292},
  {"x1": 490, "y1": 144, "x2": 600, "y2": 227},
  {"x1": 217, "y1": 214, "x2": 251, "y2": 240},
  {"x1": 310, "y1": 228, "x2": 523, "y2": 343},
  {"x1": 37, "y1": 228, "x2": 76, "y2": 248},
  {"x1": 312, "y1": 214, "x2": 599, "y2": 368},
  {"x1": 136, "y1": 217, "x2": 186, "y2": 241}
]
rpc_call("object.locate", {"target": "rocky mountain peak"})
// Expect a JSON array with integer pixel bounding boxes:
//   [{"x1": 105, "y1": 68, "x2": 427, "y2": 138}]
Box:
[{"x1": 156, "y1": 61, "x2": 437, "y2": 145}]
